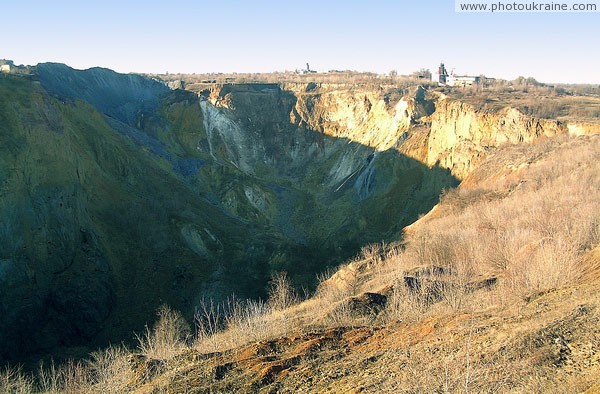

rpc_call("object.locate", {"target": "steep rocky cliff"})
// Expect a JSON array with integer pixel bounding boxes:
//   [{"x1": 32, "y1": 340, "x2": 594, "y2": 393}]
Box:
[
  {"x1": 396, "y1": 92, "x2": 598, "y2": 179},
  {"x1": 418, "y1": 96, "x2": 566, "y2": 178}
]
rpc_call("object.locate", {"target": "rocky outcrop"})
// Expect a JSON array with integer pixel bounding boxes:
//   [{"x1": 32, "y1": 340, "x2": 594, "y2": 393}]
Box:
[
  {"x1": 407, "y1": 96, "x2": 568, "y2": 179},
  {"x1": 195, "y1": 83, "x2": 456, "y2": 252},
  {"x1": 201, "y1": 82, "x2": 580, "y2": 182},
  {"x1": 567, "y1": 121, "x2": 600, "y2": 136}
]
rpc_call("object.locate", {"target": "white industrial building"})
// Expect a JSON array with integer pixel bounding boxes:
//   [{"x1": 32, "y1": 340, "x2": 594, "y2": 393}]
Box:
[
  {"x1": 433, "y1": 62, "x2": 481, "y2": 86},
  {"x1": 446, "y1": 75, "x2": 479, "y2": 86}
]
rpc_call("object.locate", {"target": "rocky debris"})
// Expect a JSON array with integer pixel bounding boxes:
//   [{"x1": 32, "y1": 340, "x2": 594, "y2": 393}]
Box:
[
  {"x1": 467, "y1": 276, "x2": 498, "y2": 291},
  {"x1": 402, "y1": 265, "x2": 450, "y2": 302},
  {"x1": 166, "y1": 80, "x2": 185, "y2": 90},
  {"x1": 321, "y1": 260, "x2": 367, "y2": 294},
  {"x1": 403, "y1": 265, "x2": 447, "y2": 291},
  {"x1": 402, "y1": 265, "x2": 497, "y2": 302},
  {"x1": 322, "y1": 256, "x2": 388, "y2": 295},
  {"x1": 347, "y1": 292, "x2": 388, "y2": 318},
  {"x1": 256, "y1": 356, "x2": 302, "y2": 385},
  {"x1": 226, "y1": 327, "x2": 378, "y2": 390},
  {"x1": 127, "y1": 354, "x2": 167, "y2": 385},
  {"x1": 214, "y1": 362, "x2": 235, "y2": 380}
]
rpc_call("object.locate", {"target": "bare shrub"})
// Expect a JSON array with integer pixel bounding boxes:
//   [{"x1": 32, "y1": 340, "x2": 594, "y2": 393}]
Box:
[
  {"x1": 267, "y1": 272, "x2": 298, "y2": 311},
  {"x1": 384, "y1": 280, "x2": 430, "y2": 323},
  {"x1": 360, "y1": 243, "x2": 385, "y2": 265},
  {"x1": 37, "y1": 360, "x2": 60, "y2": 394},
  {"x1": 194, "y1": 299, "x2": 226, "y2": 353},
  {"x1": 194, "y1": 298, "x2": 226, "y2": 351},
  {"x1": 136, "y1": 305, "x2": 191, "y2": 361},
  {"x1": 0, "y1": 366, "x2": 33, "y2": 394},
  {"x1": 37, "y1": 359, "x2": 90, "y2": 394},
  {"x1": 195, "y1": 296, "x2": 270, "y2": 353},
  {"x1": 506, "y1": 238, "x2": 581, "y2": 295},
  {"x1": 194, "y1": 296, "x2": 290, "y2": 354},
  {"x1": 87, "y1": 345, "x2": 132, "y2": 394},
  {"x1": 225, "y1": 298, "x2": 271, "y2": 343}
]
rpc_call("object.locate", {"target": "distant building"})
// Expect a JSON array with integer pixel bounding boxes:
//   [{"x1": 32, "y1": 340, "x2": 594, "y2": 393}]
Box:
[
  {"x1": 432, "y1": 62, "x2": 486, "y2": 87},
  {"x1": 0, "y1": 64, "x2": 10, "y2": 73},
  {"x1": 303, "y1": 63, "x2": 317, "y2": 74},
  {"x1": 446, "y1": 75, "x2": 479, "y2": 87},
  {"x1": 437, "y1": 62, "x2": 449, "y2": 84}
]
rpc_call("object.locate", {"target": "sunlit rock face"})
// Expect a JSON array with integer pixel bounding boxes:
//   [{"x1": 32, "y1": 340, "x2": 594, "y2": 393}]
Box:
[{"x1": 423, "y1": 97, "x2": 566, "y2": 178}]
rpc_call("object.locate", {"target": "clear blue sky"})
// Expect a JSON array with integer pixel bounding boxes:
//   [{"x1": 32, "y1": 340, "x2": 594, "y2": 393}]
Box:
[{"x1": 2, "y1": 0, "x2": 598, "y2": 83}]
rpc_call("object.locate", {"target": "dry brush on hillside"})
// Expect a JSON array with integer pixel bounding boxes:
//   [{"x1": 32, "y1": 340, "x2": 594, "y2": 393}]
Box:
[{"x1": 2, "y1": 134, "x2": 599, "y2": 393}]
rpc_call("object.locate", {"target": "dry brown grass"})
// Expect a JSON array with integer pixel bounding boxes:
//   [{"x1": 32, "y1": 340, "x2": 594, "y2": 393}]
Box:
[
  {"x1": 378, "y1": 135, "x2": 599, "y2": 314},
  {"x1": 193, "y1": 275, "x2": 302, "y2": 354},
  {"x1": 118, "y1": 134, "x2": 598, "y2": 393},
  {"x1": 37, "y1": 360, "x2": 90, "y2": 394},
  {"x1": 0, "y1": 366, "x2": 34, "y2": 394},
  {"x1": 0, "y1": 348, "x2": 133, "y2": 394},
  {"x1": 281, "y1": 134, "x2": 600, "y2": 348},
  {"x1": 86, "y1": 346, "x2": 132, "y2": 393},
  {"x1": 0, "y1": 307, "x2": 190, "y2": 393},
  {"x1": 267, "y1": 134, "x2": 598, "y2": 330}
]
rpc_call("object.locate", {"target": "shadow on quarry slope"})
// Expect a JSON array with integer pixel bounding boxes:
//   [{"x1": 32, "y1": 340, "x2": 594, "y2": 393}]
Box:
[
  {"x1": 35, "y1": 62, "x2": 170, "y2": 126},
  {"x1": 0, "y1": 69, "x2": 458, "y2": 366}
]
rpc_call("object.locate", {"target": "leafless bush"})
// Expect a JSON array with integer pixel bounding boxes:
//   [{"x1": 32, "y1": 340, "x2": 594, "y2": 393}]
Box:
[
  {"x1": 519, "y1": 100, "x2": 566, "y2": 119},
  {"x1": 384, "y1": 280, "x2": 430, "y2": 323},
  {"x1": 37, "y1": 359, "x2": 90, "y2": 394},
  {"x1": 0, "y1": 366, "x2": 33, "y2": 394},
  {"x1": 267, "y1": 272, "x2": 298, "y2": 311},
  {"x1": 87, "y1": 346, "x2": 132, "y2": 394},
  {"x1": 194, "y1": 295, "x2": 295, "y2": 353},
  {"x1": 194, "y1": 298, "x2": 226, "y2": 345},
  {"x1": 224, "y1": 298, "x2": 271, "y2": 342},
  {"x1": 136, "y1": 305, "x2": 191, "y2": 361}
]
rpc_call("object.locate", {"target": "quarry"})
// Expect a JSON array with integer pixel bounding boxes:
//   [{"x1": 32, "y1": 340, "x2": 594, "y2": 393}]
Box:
[{"x1": 0, "y1": 63, "x2": 599, "y2": 393}]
